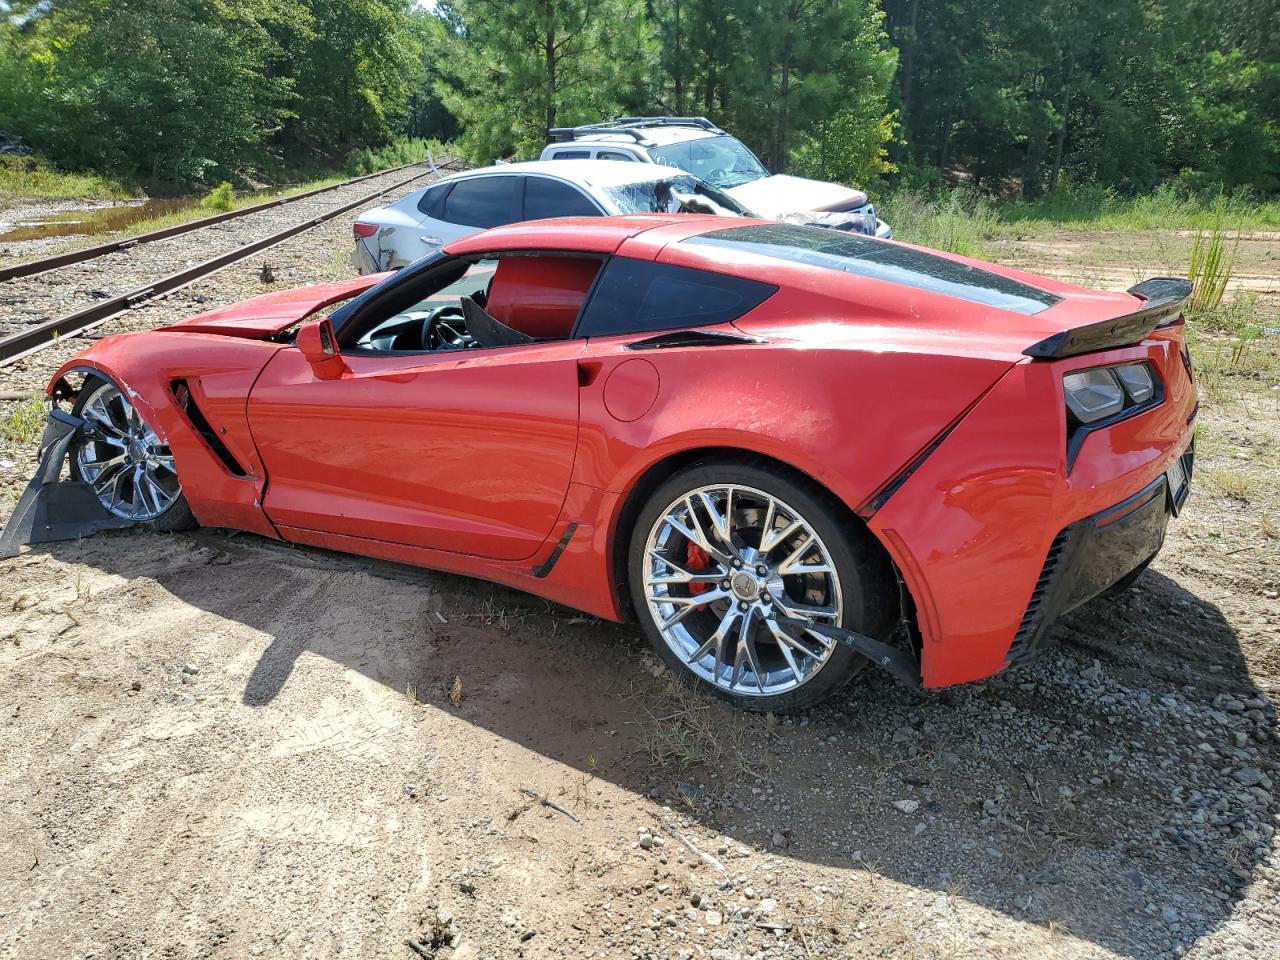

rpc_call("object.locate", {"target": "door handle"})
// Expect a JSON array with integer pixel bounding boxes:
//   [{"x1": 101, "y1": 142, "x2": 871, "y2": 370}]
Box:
[{"x1": 420, "y1": 235, "x2": 442, "y2": 245}]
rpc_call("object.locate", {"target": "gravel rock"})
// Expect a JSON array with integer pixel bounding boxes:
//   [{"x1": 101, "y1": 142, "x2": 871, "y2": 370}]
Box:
[{"x1": 1232, "y1": 767, "x2": 1271, "y2": 788}]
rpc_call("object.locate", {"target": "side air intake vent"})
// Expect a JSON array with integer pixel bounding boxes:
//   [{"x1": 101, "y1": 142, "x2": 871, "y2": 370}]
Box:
[
  {"x1": 1006, "y1": 531, "x2": 1070, "y2": 663},
  {"x1": 170, "y1": 379, "x2": 247, "y2": 477}
]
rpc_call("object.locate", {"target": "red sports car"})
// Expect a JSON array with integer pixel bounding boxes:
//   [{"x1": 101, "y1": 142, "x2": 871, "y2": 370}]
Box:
[{"x1": 18, "y1": 216, "x2": 1196, "y2": 711}]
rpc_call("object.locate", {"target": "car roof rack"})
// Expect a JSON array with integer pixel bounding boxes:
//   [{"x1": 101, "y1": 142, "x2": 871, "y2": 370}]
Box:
[{"x1": 547, "y1": 116, "x2": 724, "y2": 145}]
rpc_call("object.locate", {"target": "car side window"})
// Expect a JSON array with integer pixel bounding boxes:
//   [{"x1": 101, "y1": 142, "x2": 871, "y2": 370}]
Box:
[
  {"x1": 343, "y1": 258, "x2": 498, "y2": 353},
  {"x1": 416, "y1": 182, "x2": 452, "y2": 219},
  {"x1": 597, "y1": 151, "x2": 635, "y2": 162},
  {"x1": 524, "y1": 177, "x2": 602, "y2": 220},
  {"x1": 550, "y1": 149, "x2": 590, "y2": 159},
  {"x1": 340, "y1": 253, "x2": 604, "y2": 353},
  {"x1": 441, "y1": 176, "x2": 522, "y2": 228},
  {"x1": 577, "y1": 258, "x2": 776, "y2": 337}
]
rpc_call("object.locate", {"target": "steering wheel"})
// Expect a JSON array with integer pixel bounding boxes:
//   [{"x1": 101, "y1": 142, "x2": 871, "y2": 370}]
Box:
[{"x1": 420, "y1": 304, "x2": 469, "y2": 351}]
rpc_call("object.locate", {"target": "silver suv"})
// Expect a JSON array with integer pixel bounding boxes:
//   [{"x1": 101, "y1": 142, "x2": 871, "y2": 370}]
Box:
[{"x1": 539, "y1": 117, "x2": 891, "y2": 238}]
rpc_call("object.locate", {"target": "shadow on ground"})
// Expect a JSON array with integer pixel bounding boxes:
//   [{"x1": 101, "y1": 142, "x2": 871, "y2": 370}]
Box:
[{"x1": 42, "y1": 529, "x2": 1278, "y2": 958}]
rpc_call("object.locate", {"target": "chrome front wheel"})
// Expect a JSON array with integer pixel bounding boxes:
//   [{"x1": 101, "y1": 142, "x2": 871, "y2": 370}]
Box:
[
  {"x1": 73, "y1": 380, "x2": 182, "y2": 522},
  {"x1": 641, "y1": 481, "x2": 845, "y2": 700}
]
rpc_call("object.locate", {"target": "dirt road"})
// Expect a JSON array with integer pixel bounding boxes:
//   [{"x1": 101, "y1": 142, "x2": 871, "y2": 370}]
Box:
[{"x1": 1, "y1": 219, "x2": 1277, "y2": 960}]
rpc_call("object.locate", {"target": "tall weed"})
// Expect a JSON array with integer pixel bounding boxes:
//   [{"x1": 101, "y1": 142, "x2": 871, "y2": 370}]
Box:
[
  {"x1": 199, "y1": 181, "x2": 235, "y2": 211},
  {"x1": 1186, "y1": 194, "x2": 1240, "y2": 316},
  {"x1": 343, "y1": 138, "x2": 439, "y2": 176},
  {"x1": 0, "y1": 397, "x2": 45, "y2": 444},
  {"x1": 0, "y1": 155, "x2": 134, "y2": 202},
  {"x1": 878, "y1": 189, "x2": 996, "y2": 256},
  {"x1": 996, "y1": 180, "x2": 1280, "y2": 233}
]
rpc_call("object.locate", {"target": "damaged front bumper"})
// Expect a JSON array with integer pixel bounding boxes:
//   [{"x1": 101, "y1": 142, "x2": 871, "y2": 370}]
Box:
[
  {"x1": 784, "y1": 206, "x2": 893, "y2": 238},
  {"x1": 0, "y1": 407, "x2": 134, "y2": 558}
]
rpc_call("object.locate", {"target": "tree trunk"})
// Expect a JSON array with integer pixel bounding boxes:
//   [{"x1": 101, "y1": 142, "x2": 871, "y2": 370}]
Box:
[
  {"x1": 939, "y1": 105, "x2": 953, "y2": 170},
  {"x1": 673, "y1": 0, "x2": 684, "y2": 114},
  {"x1": 775, "y1": 55, "x2": 791, "y2": 169},
  {"x1": 544, "y1": 12, "x2": 556, "y2": 138},
  {"x1": 1050, "y1": 81, "x2": 1073, "y2": 192},
  {"x1": 898, "y1": 0, "x2": 920, "y2": 139}
]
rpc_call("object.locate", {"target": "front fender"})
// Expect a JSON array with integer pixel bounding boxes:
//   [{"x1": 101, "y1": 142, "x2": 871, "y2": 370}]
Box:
[{"x1": 47, "y1": 331, "x2": 285, "y2": 537}]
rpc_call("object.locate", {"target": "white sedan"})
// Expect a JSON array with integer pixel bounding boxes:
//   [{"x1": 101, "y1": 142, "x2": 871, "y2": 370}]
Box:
[{"x1": 351, "y1": 159, "x2": 752, "y2": 274}]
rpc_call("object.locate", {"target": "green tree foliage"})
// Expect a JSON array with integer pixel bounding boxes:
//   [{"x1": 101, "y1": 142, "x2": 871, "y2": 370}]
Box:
[
  {"x1": 0, "y1": 0, "x2": 296, "y2": 183},
  {"x1": 0, "y1": 0, "x2": 433, "y2": 185},
  {"x1": 273, "y1": 0, "x2": 430, "y2": 157},
  {"x1": 434, "y1": 0, "x2": 657, "y2": 162},
  {"x1": 649, "y1": 0, "x2": 897, "y2": 184},
  {"x1": 0, "y1": 0, "x2": 1275, "y2": 198},
  {"x1": 883, "y1": 0, "x2": 1280, "y2": 196}
]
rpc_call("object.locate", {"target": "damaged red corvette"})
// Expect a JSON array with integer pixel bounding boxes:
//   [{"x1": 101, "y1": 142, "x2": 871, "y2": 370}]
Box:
[{"x1": 12, "y1": 216, "x2": 1197, "y2": 710}]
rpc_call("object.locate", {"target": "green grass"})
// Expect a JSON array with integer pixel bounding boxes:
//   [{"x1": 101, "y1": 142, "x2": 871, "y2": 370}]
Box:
[
  {"x1": 0, "y1": 397, "x2": 45, "y2": 444},
  {"x1": 343, "y1": 137, "x2": 444, "y2": 177},
  {"x1": 5, "y1": 172, "x2": 349, "y2": 257},
  {"x1": 877, "y1": 189, "x2": 997, "y2": 257},
  {"x1": 877, "y1": 180, "x2": 1280, "y2": 255},
  {"x1": 1, "y1": 138, "x2": 455, "y2": 212},
  {"x1": 991, "y1": 182, "x2": 1280, "y2": 234},
  {"x1": 1188, "y1": 319, "x2": 1279, "y2": 403},
  {"x1": 0, "y1": 156, "x2": 135, "y2": 204}
]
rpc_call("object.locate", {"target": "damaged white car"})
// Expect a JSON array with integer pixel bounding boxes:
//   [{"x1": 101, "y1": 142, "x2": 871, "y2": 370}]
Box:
[
  {"x1": 540, "y1": 117, "x2": 891, "y2": 238},
  {"x1": 352, "y1": 159, "x2": 750, "y2": 275}
]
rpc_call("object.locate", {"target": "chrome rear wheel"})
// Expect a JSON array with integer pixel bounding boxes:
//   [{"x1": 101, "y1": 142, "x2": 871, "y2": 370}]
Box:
[
  {"x1": 74, "y1": 380, "x2": 181, "y2": 522},
  {"x1": 641, "y1": 482, "x2": 844, "y2": 699}
]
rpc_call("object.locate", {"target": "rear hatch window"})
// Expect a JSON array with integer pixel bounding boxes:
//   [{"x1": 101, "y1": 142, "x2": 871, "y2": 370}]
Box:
[{"x1": 685, "y1": 223, "x2": 1061, "y2": 315}]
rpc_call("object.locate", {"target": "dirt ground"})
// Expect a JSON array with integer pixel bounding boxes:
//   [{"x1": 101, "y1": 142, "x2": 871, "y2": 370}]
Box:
[{"x1": 0, "y1": 216, "x2": 1277, "y2": 960}]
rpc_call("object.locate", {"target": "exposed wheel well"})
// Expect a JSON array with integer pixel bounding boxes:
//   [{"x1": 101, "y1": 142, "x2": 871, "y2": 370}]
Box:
[{"x1": 610, "y1": 447, "x2": 903, "y2": 626}]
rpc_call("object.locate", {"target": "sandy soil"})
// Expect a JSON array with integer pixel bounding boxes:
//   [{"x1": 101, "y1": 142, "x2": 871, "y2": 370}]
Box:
[
  {"x1": 1, "y1": 218, "x2": 1277, "y2": 960},
  {"x1": 990, "y1": 231, "x2": 1280, "y2": 312}
]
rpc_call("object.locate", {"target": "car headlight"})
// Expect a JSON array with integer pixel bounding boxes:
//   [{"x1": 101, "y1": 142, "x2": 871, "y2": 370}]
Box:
[
  {"x1": 1063, "y1": 362, "x2": 1158, "y2": 424},
  {"x1": 1063, "y1": 368, "x2": 1126, "y2": 422}
]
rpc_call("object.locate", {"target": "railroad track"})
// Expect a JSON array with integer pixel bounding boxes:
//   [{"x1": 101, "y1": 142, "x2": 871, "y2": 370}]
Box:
[{"x1": 0, "y1": 154, "x2": 466, "y2": 366}]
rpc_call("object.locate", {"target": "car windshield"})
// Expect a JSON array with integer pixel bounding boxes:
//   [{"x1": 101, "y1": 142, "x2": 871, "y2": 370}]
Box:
[
  {"x1": 649, "y1": 135, "x2": 768, "y2": 189},
  {"x1": 601, "y1": 174, "x2": 753, "y2": 217}
]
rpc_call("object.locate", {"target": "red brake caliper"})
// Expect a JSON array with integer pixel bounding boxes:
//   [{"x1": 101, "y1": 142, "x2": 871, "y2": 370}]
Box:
[{"x1": 686, "y1": 541, "x2": 712, "y2": 597}]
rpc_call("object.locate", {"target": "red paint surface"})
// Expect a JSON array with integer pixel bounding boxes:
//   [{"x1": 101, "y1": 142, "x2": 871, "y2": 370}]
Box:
[
  {"x1": 484, "y1": 255, "x2": 600, "y2": 340},
  {"x1": 602, "y1": 358, "x2": 660, "y2": 422},
  {"x1": 48, "y1": 215, "x2": 1197, "y2": 688}
]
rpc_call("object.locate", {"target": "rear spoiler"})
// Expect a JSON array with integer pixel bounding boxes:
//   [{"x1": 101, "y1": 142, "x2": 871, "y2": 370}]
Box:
[{"x1": 1023, "y1": 277, "x2": 1192, "y2": 360}]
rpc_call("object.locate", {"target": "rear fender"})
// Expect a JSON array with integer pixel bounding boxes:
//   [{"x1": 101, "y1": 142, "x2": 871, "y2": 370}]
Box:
[
  {"x1": 574, "y1": 340, "x2": 1014, "y2": 620},
  {"x1": 577, "y1": 341, "x2": 1014, "y2": 511}
]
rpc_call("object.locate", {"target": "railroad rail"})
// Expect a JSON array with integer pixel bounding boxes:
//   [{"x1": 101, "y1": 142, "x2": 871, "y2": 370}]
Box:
[
  {"x1": 0, "y1": 155, "x2": 461, "y2": 366},
  {"x1": 0, "y1": 158, "x2": 431, "y2": 284}
]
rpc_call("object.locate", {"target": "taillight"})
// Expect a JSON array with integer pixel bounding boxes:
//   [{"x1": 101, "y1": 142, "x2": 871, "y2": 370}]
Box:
[{"x1": 353, "y1": 222, "x2": 378, "y2": 239}]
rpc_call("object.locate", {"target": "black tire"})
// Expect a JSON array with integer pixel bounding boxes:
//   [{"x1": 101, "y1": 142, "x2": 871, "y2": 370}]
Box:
[
  {"x1": 69, "y1": 375, "x2": 197, "y2": 533},
  {"x1": 628, "y1": 457, "x2": 897, "y2": 713}
]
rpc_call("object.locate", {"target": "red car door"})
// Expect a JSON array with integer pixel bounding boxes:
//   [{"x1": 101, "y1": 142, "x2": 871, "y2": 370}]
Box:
[{"x1": 246, "y1": 339, "x2": 583, "y2": 562}]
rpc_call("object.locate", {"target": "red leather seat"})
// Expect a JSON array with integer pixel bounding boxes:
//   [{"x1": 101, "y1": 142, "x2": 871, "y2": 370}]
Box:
[{"x1": 485, "y1": 256, "x2": 601, "y2": 340}]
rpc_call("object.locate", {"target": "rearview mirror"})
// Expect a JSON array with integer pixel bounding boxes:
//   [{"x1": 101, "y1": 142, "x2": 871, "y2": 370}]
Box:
[{"x1": 296, "y1": 316, "x2": 345, "y2": 377}]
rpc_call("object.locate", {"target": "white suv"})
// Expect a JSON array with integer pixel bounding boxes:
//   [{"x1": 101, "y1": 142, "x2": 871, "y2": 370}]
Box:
[
  {"x1": 538, "y1": 117, "x2": 891, "y2": 238},
  {"x1": 352, "y1": 159, "x2": 751, "y2": 274}
]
